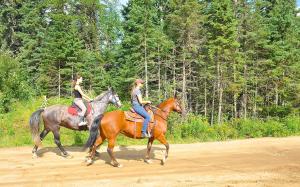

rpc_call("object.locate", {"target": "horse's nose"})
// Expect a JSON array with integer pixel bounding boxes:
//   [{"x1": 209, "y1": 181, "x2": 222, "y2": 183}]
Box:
[{"x1": 117, "y1": 101, "x2": 122, "y2": 108}]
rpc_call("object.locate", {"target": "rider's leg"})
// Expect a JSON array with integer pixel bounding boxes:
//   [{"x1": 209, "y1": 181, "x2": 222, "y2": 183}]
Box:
[
  {"x1": 74, "y1": 98, "x2": 87, "y2": 126},
  {"x1": 133, "y1": 104, "x2": 151, "y2": 136}
]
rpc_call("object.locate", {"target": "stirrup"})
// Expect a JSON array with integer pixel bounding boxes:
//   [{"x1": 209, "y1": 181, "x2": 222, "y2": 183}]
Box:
[
  {"x1": 78, "y1": 116, "x2": 87, "y2": 126},
  {"x1": 141, "y1": 132, "x2": 150, "y2": 138},
  {"x1": 78, "y1": 121, "x2": 87, "y2": 126}
]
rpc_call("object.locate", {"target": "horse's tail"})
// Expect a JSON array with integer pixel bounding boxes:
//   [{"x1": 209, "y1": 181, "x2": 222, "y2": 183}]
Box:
[
  {"x1": 29, "y1": 109, "x2": 44, "y2": 146},
  {"x1": 84, "y1": 114, "x2": 103, "y2": 149}
]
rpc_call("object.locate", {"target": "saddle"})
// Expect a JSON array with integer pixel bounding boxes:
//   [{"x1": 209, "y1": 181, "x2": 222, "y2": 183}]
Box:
[
  {"x1": 124, "y1": 105, "x2": 155, "y2": 138},
  {"x1": 124, "y1": 106, "x2": 155, "y2": 123},
  {"x1": 67, "y1": 101, "x2": 92, "y2": 116}
]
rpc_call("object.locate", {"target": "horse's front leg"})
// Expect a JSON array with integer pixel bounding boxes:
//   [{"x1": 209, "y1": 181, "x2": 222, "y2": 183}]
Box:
[
  {"x1": 53, "y1": 129, "x2": 72, "y2": 158},
  {"x1": 144, "y1": 137, "x2": 154, "y2": 164},
  {"x1": 157, "y1": 134, "x2": 169, "y2": 165},
  {"x1": 107, "y1": 138, "x2": 122, "y2": 167}
]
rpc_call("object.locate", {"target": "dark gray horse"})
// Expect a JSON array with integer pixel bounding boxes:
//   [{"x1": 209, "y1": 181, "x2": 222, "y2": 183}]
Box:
[{"x1": 29, "y1": 88, "x2": 121, "y2": 158}]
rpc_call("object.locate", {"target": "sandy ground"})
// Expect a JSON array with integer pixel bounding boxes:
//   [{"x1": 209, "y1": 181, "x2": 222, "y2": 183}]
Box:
[{"x1": 0, "y1": 137, "x2": 299, "y2": 187}]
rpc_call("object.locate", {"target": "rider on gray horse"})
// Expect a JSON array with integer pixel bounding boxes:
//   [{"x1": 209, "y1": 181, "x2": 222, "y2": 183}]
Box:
[{"x1": 73, "y1": 74, "x2": 93, "y2": 126}]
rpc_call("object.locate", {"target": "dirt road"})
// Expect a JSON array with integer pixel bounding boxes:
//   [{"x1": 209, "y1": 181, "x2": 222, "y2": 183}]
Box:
[{"x1": 0, "y1": 137, "x2": 300, "y2": 187}]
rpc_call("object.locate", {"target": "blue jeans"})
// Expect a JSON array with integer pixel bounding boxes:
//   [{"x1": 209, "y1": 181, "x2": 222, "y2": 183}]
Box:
[{"x1": 132, "y1": 104, "x2": 151, "y2": 133}]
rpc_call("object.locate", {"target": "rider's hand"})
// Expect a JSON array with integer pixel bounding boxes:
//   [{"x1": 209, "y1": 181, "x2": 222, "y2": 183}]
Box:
[{"x1": 89, "y1": 99, "x2": 93, "y2": 102}]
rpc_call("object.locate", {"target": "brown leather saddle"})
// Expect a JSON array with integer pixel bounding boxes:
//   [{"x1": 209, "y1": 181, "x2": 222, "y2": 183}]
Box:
[
  {"x1": 124, "y1": 108, "x2": 155, "y2": 123},
  {"x1": 124, "y1": 105, "x2": 155, "y2": 138}
]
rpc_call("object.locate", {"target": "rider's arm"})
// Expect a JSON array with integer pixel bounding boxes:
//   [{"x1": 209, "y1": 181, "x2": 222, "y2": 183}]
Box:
[
  {"x1": 75, "y1": 85, "x2": 92, "y2": 101},
  {"x1": 137, "y1": 95, "x2": 151, "y2": 104}
]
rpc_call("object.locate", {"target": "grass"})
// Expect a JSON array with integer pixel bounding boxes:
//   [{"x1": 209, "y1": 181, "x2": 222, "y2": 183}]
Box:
[{"x1": 0, "y1": 97, "x2": 300, "y2": 148}]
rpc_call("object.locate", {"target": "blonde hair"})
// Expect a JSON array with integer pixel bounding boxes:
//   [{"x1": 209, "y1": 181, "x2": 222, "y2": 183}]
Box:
[{"x1": 131, "y1": 81, "x2": 138, "y2": 98}]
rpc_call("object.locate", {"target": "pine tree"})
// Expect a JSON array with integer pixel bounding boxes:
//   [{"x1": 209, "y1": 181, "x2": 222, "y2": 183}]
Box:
[{"x1": 204, "y1": 0, "x2": 239, "y2": 123}]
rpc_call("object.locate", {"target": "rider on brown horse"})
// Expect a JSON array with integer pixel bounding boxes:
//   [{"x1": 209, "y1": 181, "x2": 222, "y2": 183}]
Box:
[
  {"x1": 73, "y1": 74, "x2": 93, "y2": 126},
  {"x1": 131, "y1": 79, "x2": 152, "y2": 138}
]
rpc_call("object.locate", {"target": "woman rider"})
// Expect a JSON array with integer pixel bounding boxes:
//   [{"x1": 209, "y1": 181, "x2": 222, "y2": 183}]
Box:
[
  {"x1": 73, "y1": 74, "x2": 93, "y2": 126},
  {"x1": 131, "y1": 79, "x2": 152, "y2": 138}
]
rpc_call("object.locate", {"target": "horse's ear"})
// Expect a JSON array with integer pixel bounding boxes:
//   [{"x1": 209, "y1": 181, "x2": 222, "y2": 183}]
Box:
[{"x1": 174, "y1": 91, "x2": 177, "y2": 99}]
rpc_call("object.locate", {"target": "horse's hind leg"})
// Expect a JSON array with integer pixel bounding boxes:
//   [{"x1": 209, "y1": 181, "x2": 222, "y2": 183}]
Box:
[
  {"x1": 156, "y1": 134, "x2": 169, "y2": 165},
  {"x1": 86, "y1": 135, "x2": 106, "y2": 165},
  {"x1": 107, "y1": 138, "x2": 122, "y2": 167},
  {"x1": 144, "y1": 137, "x2": 154, "y2": 164},
  {"x1": 32, "y1": 129, "x2": 50, "y2": 158}
]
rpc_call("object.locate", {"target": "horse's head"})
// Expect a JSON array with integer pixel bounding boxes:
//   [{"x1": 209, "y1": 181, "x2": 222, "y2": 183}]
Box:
[
  {"x1": 108, "y1": 87, "x2": 122, "y2": 108},
  {"x1": 172, "y1": 93, "x2": 183, "y2": 114}
]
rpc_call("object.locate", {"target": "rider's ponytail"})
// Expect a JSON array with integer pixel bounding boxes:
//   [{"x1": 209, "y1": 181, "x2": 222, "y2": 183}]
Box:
[
  {"x1": 131, "y1": 81, "x2": 137, "y2": 99},
  {"x1": 72, "y1": 73, "x2": 81, "y2": 88}
]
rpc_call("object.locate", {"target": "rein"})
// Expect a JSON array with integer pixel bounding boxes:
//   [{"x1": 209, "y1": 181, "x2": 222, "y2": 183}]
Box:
[{"x1": 150, "y1": 105, "x2": 168, "y2": 121}]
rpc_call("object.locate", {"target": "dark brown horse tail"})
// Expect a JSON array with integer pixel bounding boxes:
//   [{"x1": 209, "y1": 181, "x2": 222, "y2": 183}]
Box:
[
  {"x1": 84, "y1": 114, "x2": 103, "y2": 149},
  {"x1": 29, "y1": 109, "x2": 44, "y2": 146}
]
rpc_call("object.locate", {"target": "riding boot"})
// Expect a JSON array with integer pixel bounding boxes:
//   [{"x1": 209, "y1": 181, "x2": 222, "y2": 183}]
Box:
[
  {"x1": 78, "y1": 116, "x2": 87, "y2": 126},
  {"x1": 141, "y1": 131, "x2": 150, "y2": 138}
]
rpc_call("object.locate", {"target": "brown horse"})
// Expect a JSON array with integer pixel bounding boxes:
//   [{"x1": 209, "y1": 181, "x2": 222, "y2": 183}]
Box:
[{"x1": 84, "y1": 96, "x2": 182, "y2": 167}]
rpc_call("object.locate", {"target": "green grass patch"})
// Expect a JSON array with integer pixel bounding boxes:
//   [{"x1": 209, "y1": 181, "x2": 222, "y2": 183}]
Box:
[{"x1": 1, "y1": 98, "x2": 300, "y2": 148}]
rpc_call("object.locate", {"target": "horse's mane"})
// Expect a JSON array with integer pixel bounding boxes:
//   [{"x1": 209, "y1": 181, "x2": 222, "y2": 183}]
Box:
[
  {"x1": 157, "y1": 98, "x2": 172, "y2": 109},
  {"x1": 94, "y1": 91, "x2": 110, "y2": 101}
]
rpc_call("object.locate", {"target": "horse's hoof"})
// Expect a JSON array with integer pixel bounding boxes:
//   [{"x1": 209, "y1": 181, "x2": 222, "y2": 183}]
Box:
[
  {"x1": 62, "y1": 153, "x2": 73, "y2": 159},
  {"x1": 86, "y1": 158, "x2": 93, "y2": 166},
  {"x1": 66, "y1": 154, "x2": 73, "y2": 159},
  {"x1": 32, "y1": 153, "x2": 38, "y2": 159},
  {"x1": 144, "y1": 159, "x2": 152, "y2": 164},
  {"x1": 111, "y1": 161, "x2": 122, "y2": 168},
  {"x1": 161, "y1": 157, "x2": 166, "y2": 165},
  {"x1": 95, "y1": 151, "x2": 100, "y2": 157}
]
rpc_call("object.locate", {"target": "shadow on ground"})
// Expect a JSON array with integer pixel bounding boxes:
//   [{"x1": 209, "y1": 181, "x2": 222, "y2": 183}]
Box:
[{"x1": 36, "y1": 144, "x2": 165, "y2": 164}]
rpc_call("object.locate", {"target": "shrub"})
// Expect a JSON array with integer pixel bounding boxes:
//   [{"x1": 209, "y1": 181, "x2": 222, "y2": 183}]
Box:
[
  {"x1": 261, "y1": 120, "x2": 289, "y2": 137},
  {"x1": 0, "y1": 52, "x2": 33, "y2": 113},
  {"x1": 236, "y1": 119, "x2": 264, "y2": 138},
  {"x1": 261, "y1": 105, "x2": 292, "y2": 118},
  {"x1": 282, "y1": 116, "x2": 300, "y2": 134},
  {"x1": 180, "y1": 114, "x2": 217, "y2": 141},
  {"x1": 213, "y1": 123, "x2": 238, "y2": 140}
]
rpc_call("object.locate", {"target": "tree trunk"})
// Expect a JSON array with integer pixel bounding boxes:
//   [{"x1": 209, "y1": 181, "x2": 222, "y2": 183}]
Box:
[
  {"x1": 233, "y1": 62, "x2": 238, "y2": 118},
  {"x1": 210, "y1": 80, "x2": 216, "y2": 125},
  {"x1": 204, "y1": 79, "x2": 207, "y2": 117},
  {"x1": 58, "y1": 61, "x2": 61, "y2": 99},
  {"x1": 217, "y1": 60, "x2": 223, "y2": 124},
  {"x1": 253, "y1": 82, "x2": 258, "y2": 117},
  {"x1": 182, "y1": 52, "x2": 187, "y2": 115},
  {"x1": 275, "y1": 82, "x2": 278, "y2": 106},
  {"x1": 164, "y1": 59, "x2": 167, "y2": 99},
  {"x1": 144, "y1": 33, "x2": 148, "y2": 99},
  {"x1": 158, "y1": 46, "x2": 161, "y2": 102},
  {"x1": 172, "y1": 48, "x2": 176, "y2": 95},
  {"x1": 71, "y1": 64, "x2": 74, "y2": 96},
  {"x1": 243, "y1": 64, "x2": 247, "y2": 119}
]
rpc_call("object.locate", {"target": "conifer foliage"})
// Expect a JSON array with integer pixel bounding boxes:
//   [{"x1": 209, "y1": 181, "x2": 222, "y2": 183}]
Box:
[{"x1": 0, "y1": 0, "x2": 299, "y2": 121}]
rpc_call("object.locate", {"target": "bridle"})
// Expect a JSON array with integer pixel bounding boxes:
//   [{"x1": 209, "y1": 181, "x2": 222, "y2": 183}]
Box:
[
  {"x1": 150, "y1": 99, "x2": 182, "y2": 121},
  {"x1": 91, "y1": 91, "x2": 120, "y2": 107},
  {"x1": 109, "y1": 92, "x2": 121, "y2": 107},
  {"x1": 149, "y1": 105, "x2": 167, "y2": 121}
]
